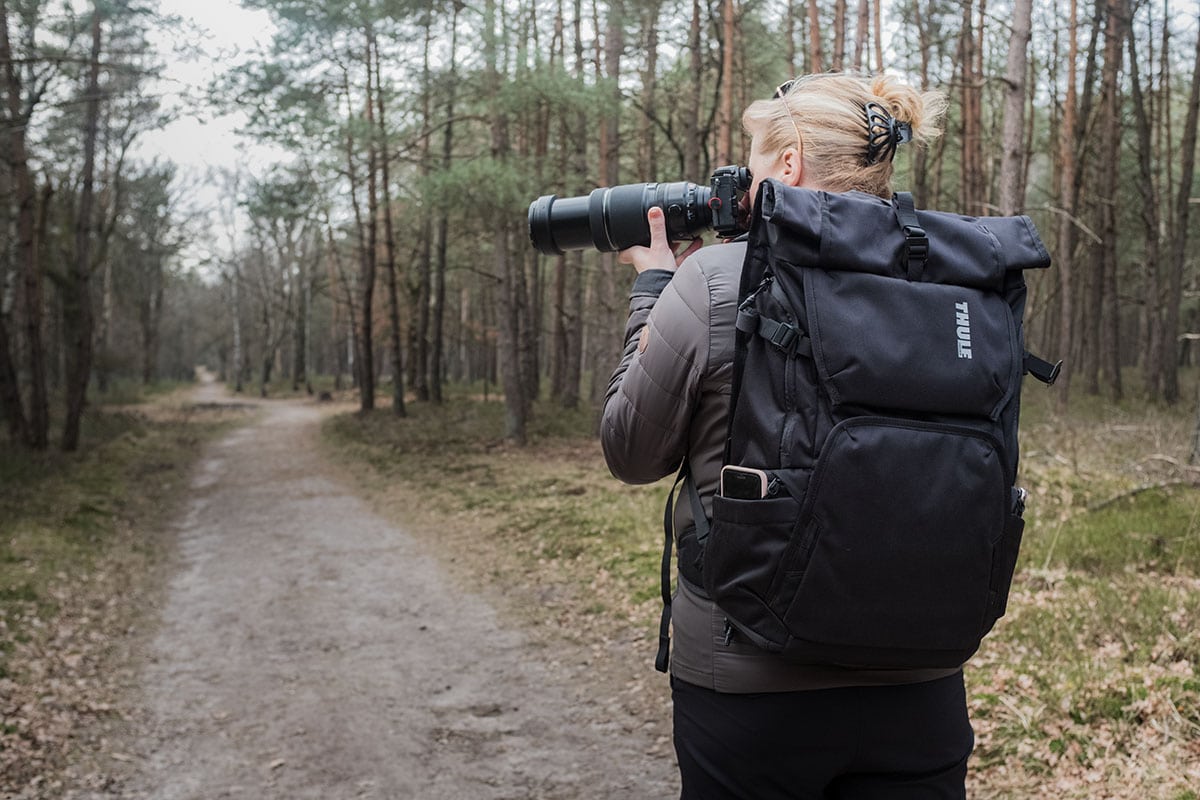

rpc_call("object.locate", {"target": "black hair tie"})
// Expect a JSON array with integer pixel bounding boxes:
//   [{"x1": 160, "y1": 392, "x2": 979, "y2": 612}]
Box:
[{"x1": 864, "y1": 101, "x2": 912, "y2": 165}]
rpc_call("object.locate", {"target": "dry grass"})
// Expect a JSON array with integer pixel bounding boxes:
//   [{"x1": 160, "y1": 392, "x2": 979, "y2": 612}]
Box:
[
  {"x1": 0, "y1": 393, "x2": 250, "y2": 797},
  {"x1": 325, "y1": 379, "x2": 1200, "y2": 799}
]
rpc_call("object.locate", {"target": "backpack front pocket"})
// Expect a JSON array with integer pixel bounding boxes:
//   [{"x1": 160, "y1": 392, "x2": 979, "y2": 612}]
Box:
[
  {"x1": 703, "y1": 492, "x2": 802, "y2": 651},
  {"x1": 805, "y1": 270, "x2": 1019, "y2": 419},
  {"x1": 779, "y1": 417, "x2": 1007, "y2": 665}
]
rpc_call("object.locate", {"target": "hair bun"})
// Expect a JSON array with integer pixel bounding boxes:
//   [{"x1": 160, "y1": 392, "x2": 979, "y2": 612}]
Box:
[{"x1": 870, "y1": 74, "x2": 947, "y2": 145}]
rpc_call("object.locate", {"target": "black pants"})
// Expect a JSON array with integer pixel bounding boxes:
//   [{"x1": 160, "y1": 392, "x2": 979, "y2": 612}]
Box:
[{"x1": 672, "y1": 673, "x2": 972, "y2": 800}]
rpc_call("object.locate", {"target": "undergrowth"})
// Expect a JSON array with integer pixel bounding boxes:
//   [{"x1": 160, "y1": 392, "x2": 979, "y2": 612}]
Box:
[
  {"x1": 324, "y1": 378, "x2": 1200, "y2": 799},
  {"x1": 0, "y1": 393, "x2": 247, "y2": 790}
]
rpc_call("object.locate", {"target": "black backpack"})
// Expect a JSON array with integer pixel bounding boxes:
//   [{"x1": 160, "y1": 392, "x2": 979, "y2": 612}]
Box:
[{"x1": 656, "y1": 180, "x2": 1059, "y2": 673}]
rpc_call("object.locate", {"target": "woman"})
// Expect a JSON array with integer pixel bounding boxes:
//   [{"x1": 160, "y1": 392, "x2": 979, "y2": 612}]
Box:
[{"x1": 601, "y1": 73, "x2": 966, "y2": 799}]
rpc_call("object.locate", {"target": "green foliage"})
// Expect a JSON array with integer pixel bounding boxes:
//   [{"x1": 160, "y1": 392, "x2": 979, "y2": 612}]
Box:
[{"x1": 1032, "y1": 487, "x2": 1200, "y2": 575}]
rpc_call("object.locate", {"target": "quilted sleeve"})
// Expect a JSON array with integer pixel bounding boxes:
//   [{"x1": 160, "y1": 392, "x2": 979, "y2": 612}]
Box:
[{"x1": 601, "y1": 259, "x2": 713, "y2": 484}]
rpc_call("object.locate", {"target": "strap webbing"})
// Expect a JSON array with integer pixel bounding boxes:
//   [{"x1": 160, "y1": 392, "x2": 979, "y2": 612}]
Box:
[
  {"x1": 655, "y1": 462, "x2": 712, "y2": 674},
  {"x1": 1023, "y1": 351, "x2": 1063, "y2": 385},
  {"x1": 895, "y1": 192, "x2": 928, "y2": 281},
  {"x1": 655, "y1": 465, "x2": 687, "y2": 673},
  {"x1": 735, "y1": 308, "x2": 813, "y2": 358}
]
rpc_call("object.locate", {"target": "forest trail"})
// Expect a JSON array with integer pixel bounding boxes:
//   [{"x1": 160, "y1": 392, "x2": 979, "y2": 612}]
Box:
[{"x1": 95, "y1": 380, "x2": 677, "y2": 799}]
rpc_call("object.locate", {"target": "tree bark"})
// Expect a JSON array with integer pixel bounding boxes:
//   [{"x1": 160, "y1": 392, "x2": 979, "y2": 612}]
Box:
[
  {"x1": 1, "y1": 0, "x2": 47, "y2": 448},
  {"x1": 431, "y1": 1, "x2": 460, "y2": 405},
  {"x1": 717, "y1": 0, "x2": 735, "y2": 166},
  {"x1": 683, "y1": 0, "x2": 703, "y2": 179},
  {"x1": 958, "y1": 0, "x2": 984, "y2": 215},
  {"x1": 1127, "y1": 22, "x2": 1163, "y2": 398},
  {"x1": 832, "y1": 0, "x2": 846, "y2": 70},
  {"x1": 853, "y1": 0, "x2": 869, "y2": 71},
  {"x1": 1055, "y1": 0, "x2": 1079, "y2": 410},
  {"x1": 639, "y1": 0, "x2": 661, "y2": 178},
  {"x1": 410, "y1": 17, "x2": 433, "y2": 405},
  {"x1": 0, "y1": 314, "x2": 25, "y2": 443},
  {"x1": 62, "y1": 6, "x2": 103, "y2": 452},
  {"x1": 372, "y1": 31, "x2": 406, "y2": 417},
  {"x1": 807, "y1": 0, "x2": 823, "y2": 73},
  {"x1": 1162, "y1": 8, "x2": 1200, "y2": 403},
  {"x1": 346, "y1": 58, "x2": 375, "y2": 412},
  {"x1": 485, "y1": 0, "x2": 526, "y2": 443},
  {"x1": 997, "y1": 0, "x2": 1032, "y2": 215}
]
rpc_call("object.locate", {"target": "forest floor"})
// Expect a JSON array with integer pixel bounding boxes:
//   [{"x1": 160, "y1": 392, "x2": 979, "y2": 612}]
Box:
[
  {"x1": 2, "y1": 377, "x2": 676, "y2": 799},
  {"x1": 4, "y1": 376, "x2": 1199, "y2": 799}
]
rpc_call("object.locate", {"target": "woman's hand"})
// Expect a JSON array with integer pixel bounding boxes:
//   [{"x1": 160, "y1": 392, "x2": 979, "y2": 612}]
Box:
[{"x1": 617, "y1": 206, "x2": 703, "y2": 273}]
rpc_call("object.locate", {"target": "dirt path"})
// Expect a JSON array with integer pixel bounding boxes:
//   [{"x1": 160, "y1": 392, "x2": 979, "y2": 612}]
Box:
[{"x1": 98, "y1": 384, "x2": 678, "y2": 799}]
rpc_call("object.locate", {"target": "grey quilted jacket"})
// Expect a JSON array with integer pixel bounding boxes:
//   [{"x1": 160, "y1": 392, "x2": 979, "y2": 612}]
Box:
[{"x1": 601, "y1": 241, "x2": 957, "y2": 692}]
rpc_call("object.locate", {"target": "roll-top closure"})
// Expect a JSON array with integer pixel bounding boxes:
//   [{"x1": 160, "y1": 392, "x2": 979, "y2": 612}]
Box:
[{"x1": 758, "y1": 181, "x2": 1051, "y2": 291}]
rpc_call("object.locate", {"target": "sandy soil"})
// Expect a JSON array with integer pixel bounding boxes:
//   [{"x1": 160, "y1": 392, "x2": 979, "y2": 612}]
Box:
[{"x1": 78, "y1": 381, "x2": 678, "y2": 799}]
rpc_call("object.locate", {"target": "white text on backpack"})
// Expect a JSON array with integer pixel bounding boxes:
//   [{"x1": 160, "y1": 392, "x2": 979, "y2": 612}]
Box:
[{"x1": 955, "y1": 301, "x2": 973, "y2": 359}]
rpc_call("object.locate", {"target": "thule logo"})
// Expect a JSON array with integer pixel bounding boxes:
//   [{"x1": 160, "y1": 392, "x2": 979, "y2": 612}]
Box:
[{"x1": 955, "y1": 301, "x2": 973, "y2": 359}]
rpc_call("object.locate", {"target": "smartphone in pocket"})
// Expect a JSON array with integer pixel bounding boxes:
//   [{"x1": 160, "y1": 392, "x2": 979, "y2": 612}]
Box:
[{"x1": 720, "y1": 465, "x2": 770, "y2": 499}]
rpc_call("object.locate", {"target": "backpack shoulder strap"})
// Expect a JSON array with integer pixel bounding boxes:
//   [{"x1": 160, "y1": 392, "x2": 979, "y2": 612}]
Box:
[{"x1": 654, "y1": 460, "x2": 710, "y2": 673}]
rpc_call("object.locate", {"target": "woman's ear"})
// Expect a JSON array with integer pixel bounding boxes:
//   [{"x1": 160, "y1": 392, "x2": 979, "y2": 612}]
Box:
[{"x1": 778, "y1": 146, "x2": 804, "y2": 187}]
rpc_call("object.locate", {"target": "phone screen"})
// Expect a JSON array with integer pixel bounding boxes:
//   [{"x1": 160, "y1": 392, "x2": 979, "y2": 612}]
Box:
[{"x1": 721, "y1": 466, "x2": 767, "y2": 499}]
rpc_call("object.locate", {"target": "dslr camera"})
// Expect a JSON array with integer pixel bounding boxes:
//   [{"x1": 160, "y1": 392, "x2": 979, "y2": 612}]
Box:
[{"x1": 527, "y1": 165, "x2": 752, "y2": 255}]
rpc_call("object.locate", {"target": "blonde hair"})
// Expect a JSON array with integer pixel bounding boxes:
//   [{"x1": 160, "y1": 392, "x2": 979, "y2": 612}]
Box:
[{"x1": 742, "y1": 73, "x2": 947, "y2": 198}]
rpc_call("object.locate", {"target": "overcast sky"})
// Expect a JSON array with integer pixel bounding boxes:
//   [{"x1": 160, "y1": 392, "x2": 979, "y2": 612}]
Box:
[
  {"x1": 133, "y1": 0, "x2": 290, "y2": 273},
  {"x1": 136, "y1": 0, "x2": 281, "y2": 173}
]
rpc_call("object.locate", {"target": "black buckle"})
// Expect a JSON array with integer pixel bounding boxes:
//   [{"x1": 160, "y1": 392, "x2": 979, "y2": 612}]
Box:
[
  {"x1": 903, "y1": 225, "x2": 928, "y2": 259},
  {"x1": 1024, "y1": 352, "x2": 1062, "y2": 385},
  {"x1": 766, "y1": 320, "x2": 798, "y2": 351}
]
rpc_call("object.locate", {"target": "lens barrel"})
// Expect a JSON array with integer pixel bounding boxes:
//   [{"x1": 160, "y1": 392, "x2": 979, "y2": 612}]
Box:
[{"x1": 528, "y1": 181, "x2": 714, "y2": 256}]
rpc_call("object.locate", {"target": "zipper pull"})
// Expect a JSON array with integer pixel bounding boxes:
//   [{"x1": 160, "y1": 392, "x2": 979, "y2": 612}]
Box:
[
  {"x1": 1012, "y1": 486, "x2": 1028, "y2": 517},
  {"x1": 723, "y1": 618, "x2": 735, "y2": 647}
]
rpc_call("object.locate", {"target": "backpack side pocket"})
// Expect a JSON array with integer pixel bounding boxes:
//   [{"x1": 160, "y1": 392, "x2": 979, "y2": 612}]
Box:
[{"x1": 703, "y1": 492, "x2": 802, "y2": 652}]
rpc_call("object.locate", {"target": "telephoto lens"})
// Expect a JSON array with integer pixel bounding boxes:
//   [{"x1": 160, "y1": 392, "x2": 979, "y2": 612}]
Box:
[{"x1": 528, "y1": 181, "x2": 714, "y2": 256}]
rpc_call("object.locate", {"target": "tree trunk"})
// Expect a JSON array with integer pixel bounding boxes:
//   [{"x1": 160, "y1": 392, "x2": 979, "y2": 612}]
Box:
[
  {"x1": 486, "y1": 0, "x2": 526, "y2": 443},
  {"x1": 683, "y1": 0, "x2": 703, "y2": 179},
  {"x1": 958, "y1": 0, "x2": 984, "y2": 215},
  {"x1": 872, "y1": 0, "x2": 883, "y2": 73},
  {"x1": 1055, "y1": 0, "x2": 1079, "y2": 410},
  {"x1": 1163, "y1": 9, "x2": 1200, "y2": 404},
  {"x1": 0, "y1": 314, "x2": 25, "y2": 443},
  {"x1": 912, "y1": 0, "x2": 933, "y2": 206},
  {"x1": 717, "y1": 0, "x2": 735, "y2": 166},
  {"x1": 785, "y1": 0, "x2": 796, "y2": 75},
  {"x1": 139, "y1": 260, "x2": 163, "y2": 386},
  {"x1": 853, "y1": 0, "x2": 869, "y2": 71},
  {"x1": 62, "y1": 6, "x2": 103, "y2": 452},
  {"x1": 807, "y1": 0, "x2": 823, "y2": 73},
  {"x1": 231, "y1": 263, "x2": 244, "y2": 393},
  {"x1": 1127, "y1": 22, "x2": 1163, "y2": 398},
  {"x1": 562, "y1": 0, "x2": 586, "y2": 408},
  {"x1": 291, "y1": 234, "x2": 308, "y2": 393},
  {"x1": 639, "y1": 0, "x2": 660, "y2": 178},
  {"x1": 1094, "y1": 0, "x2": 1127, "y2": 400},
  {"x1": 348, "y1": 59, "x2": 376, "y2": 412},
  {"x1": 411, "y1": 17, "x2": 434, "y2": 405},
  {"x1": 372, "y1": 32, "x2": 406, "y2": 417},
  {"x1": 832, "y1": 0, "x2": 846, "y2": 70},
  {"x1": 431, "y1": 2, "x2": 459, "y2": 405},
  {"x1": 997, "y1": 0, "x2": 1032, "y2": 215},
  {"x1": 1, "y1": 0, "x2": 48, "y2": 449}
]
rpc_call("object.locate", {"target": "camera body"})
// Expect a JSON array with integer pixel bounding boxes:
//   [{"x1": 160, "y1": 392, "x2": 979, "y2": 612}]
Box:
[{"x1": 527, "y1": 165, "x2": 752, "y2": 256}]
